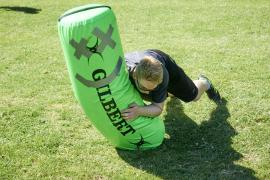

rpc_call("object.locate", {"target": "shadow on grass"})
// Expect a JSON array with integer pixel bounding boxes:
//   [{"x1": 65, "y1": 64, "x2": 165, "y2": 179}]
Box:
[
  {"x1": 0, "y1": 6, "x2": 41, "y2": 14},
  {"x1": 117, "y1": 98, "x2": 256, "y2": 179}
]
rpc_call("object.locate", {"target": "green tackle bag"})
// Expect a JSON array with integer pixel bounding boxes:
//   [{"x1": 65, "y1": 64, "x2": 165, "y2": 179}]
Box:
[{"x1": 58, "y1": 4, "x2": 165, "y2": 150}]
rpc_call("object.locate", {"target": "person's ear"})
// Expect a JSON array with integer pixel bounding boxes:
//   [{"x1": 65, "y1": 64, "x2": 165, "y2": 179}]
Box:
[{"x1": 133, "y1": 69, "x2": 137, "y2": 80}]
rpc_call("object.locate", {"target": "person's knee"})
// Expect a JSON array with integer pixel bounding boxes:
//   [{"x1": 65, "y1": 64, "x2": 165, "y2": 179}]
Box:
[{"x1": 183, "y1": 87, "x2": 199, "y2": 102}]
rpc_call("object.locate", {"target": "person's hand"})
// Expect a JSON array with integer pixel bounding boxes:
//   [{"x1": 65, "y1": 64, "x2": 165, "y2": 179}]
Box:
[{"x1": 121, "y1": 103, "x2": 141, "y2": 121}]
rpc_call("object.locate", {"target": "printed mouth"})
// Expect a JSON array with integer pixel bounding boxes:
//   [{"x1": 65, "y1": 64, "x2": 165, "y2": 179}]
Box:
[{"x1": 76, "y1": 56, "x2": 123, "y2": 88}]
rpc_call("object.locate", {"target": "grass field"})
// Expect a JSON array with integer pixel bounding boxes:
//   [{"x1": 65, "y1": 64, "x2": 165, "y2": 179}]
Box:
[{"x1": 1, "y1": 0, "x2": 270, "y2": 179}]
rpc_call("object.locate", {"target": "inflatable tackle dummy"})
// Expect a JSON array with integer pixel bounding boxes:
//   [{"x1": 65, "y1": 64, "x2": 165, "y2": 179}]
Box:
[{"x1": 58, "y1": 4, "x2": 165, "y2": 150}]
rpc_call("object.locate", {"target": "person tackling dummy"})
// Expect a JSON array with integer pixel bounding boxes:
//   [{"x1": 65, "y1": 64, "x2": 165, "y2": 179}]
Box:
[{"x1": 121, "y1": 49, "x2": 222, "y2": 120}]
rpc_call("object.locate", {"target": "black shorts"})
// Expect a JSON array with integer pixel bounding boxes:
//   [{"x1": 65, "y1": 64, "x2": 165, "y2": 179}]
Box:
[{"x1": 150, "y1": 49, "x2": 198, "y2": 102}]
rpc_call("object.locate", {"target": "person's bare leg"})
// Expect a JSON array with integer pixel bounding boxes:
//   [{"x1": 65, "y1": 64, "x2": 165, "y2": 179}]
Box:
[
  {"x1": 192, "y1": 79, "x2": 210, "y2": 101},
  {"x1": 192, "y1": 75, "x2": 222, "y2": 104}
]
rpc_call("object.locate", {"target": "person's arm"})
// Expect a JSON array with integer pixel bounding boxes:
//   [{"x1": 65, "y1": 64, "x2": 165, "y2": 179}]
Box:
[{"x1": 121, "y1": 101, "x2": 165, "y2": 121}]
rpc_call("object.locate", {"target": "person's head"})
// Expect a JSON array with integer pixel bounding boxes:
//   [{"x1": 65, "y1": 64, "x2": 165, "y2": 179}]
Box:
[{"x1": 133, "y1": 56, "x2": 163, "y2": 94}]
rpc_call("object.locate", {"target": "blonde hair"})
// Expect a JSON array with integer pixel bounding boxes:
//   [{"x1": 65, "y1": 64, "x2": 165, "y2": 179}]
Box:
[{"x1": 136, "y1": 56, "x2": 163, "y2": 84}]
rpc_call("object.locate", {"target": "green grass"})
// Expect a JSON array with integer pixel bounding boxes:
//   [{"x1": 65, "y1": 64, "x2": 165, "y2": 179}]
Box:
[{"x1": 1, "y1": 0, "x2": 270, "y2": 179}]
